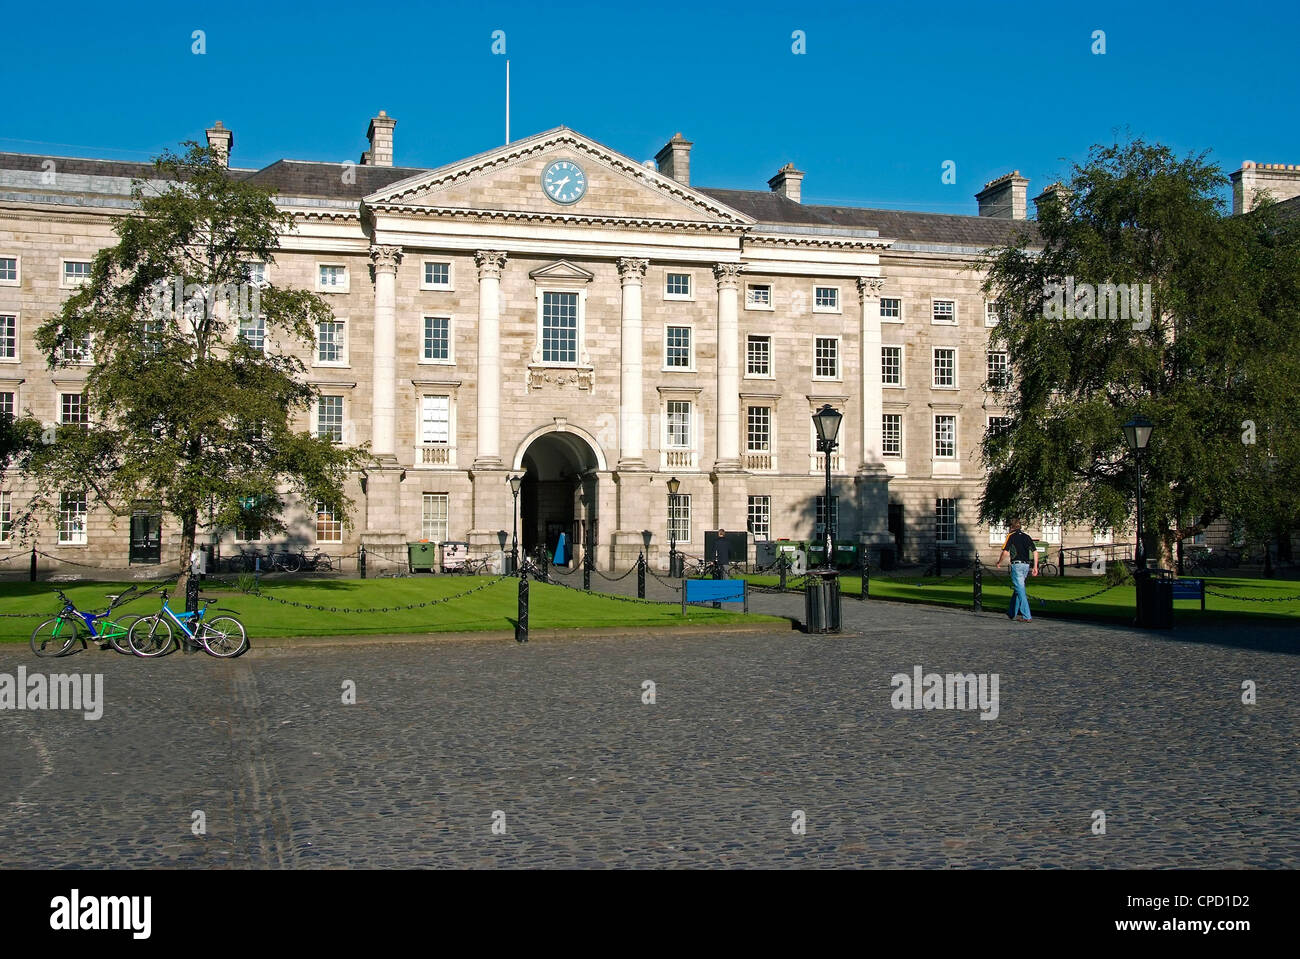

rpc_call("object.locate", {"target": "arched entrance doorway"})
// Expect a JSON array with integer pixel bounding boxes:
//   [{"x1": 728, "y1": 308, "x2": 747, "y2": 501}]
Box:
[{"x1": 514, "y1": 428, "x2": 602, "y2": 566}]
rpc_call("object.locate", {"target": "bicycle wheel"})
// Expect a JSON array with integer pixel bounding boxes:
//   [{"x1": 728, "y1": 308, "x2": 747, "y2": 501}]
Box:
[
  {"x1": 1039, "y1": 562, "x2": 1059, "y2": 577},
  {"x1": 128, "y1": 616, "x2": 174, "y2": 658},
  {"x1": 199, "y1": 616, "x2": 248, "y2": 658},
  {"x1": 31, "y1": 617, "x2": 79, "y2": 658},
  {"x1": 103, "y1": 615, "x2": 141, "y2": 655},
  {"x1": 281, "y1": 554, "x2": 302, "y2": 573}
]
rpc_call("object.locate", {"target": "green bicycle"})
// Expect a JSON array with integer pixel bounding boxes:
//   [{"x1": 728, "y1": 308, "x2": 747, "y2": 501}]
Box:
[{"x1": 29, "y1": 585, "x2": 157, "y2": 658}]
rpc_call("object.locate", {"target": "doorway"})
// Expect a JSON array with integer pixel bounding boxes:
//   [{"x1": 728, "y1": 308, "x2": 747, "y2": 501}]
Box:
[
  {"x1": 130, "y1": 504, "x2": 162, "y2": 564},
  {"x1": 517, "y1": 431, "x2": 599, "y2": 566}
]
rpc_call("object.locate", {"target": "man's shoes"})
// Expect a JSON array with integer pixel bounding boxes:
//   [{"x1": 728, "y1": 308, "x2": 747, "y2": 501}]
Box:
[{"x1": 1015, "y1": 616, "x2": 1032, "y2": 622}]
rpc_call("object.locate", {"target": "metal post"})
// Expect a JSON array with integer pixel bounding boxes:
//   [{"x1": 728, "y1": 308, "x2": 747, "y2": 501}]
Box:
[
  {"x1": 29, "y1": 545, "x2": 37, "y2": 582},
  {"x1": 973, "y1": 559, "x2": 983, "y2": 612},
  {"x1": 516, "y1": 565, "x2": 529, "y2": 643},
  {"x1": 823, "y1": 439, "x2": 834, "y2": 568},
  {"x1": 860, "y1": 560, "x2": 868, "y2": 601},
  {"x1": 186, "y1": 574, "x2": 200, "y2": 615},
  {"x1": 1059, "y1": 546, "x2": 1066, "y2": 575},
  {"x1": 359, "y1": 544, "x2": 367, "y2": 579},
  {"x1": 583, "y1": 549, "x2": 591, "y2": 591},
  {"x1": 536, "y1": 546, "x2": 548, "y2": 584},
  {"x1": 637, "y1": 552, "x2": 646, "y2": 599},
  {"x1": 668, "y1": 493, "x2": 677, "y2": 578},
  {"x1": 779, "y1": 552, "x2": 788, "y2": 591}
]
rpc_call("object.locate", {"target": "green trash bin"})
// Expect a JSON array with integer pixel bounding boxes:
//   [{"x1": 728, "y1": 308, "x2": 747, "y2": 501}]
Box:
[
  {"x1": 834, "y1": 540, "x2": 859, "y2": 569},
  {"x1": 408, "y1": 541, "x2": 436, "y2": 573},
  {"x1": 807, "y1": 541, "x2": 828, "y2": 568}
]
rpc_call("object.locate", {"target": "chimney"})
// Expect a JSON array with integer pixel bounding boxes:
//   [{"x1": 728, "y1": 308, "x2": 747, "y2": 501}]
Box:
[
  {"x1": 1231, "y1": 161, "x2": 1300, "y2": 215},
  {"x1": 655, "y1": 133, "x2": 693, "y2": 186},
  {"x1": 205, "y1": 121, "x2": 233, "y2": 168},
  {"x1": 362, "y1": 110, "x2": 396, "y2": 167},
  {"x1": 1032, "y1": 182, "x2": 1070, "y2": 219},
  {"x1": 975, "y1": 171, "x2": 1030, "y2": 219},
  {"x1": 768, "y1": 163, "x2": 806, "y2": 204}
]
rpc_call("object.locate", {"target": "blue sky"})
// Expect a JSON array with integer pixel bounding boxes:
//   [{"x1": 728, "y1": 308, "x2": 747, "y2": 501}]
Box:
[{"x1": 3, "y1": 0, "x2": 1296, "y2": 214}]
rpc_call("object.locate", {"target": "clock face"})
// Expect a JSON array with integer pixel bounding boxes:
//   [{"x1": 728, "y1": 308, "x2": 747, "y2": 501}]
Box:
[{"x1": 542, "y1": 159, "x2": 587, "y2": 205}]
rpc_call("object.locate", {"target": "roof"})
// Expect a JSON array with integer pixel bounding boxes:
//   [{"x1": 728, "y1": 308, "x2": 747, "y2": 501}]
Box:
[{"x1": 239, "y1": 159, "x2": 428, "y2": 199}]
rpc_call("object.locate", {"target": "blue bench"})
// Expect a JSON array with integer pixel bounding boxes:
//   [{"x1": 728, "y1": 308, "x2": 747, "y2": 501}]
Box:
[
  {"x1": 1171, "y1": 578, "x2": 1206, "y2": 611},
  {"x1": 682, "y1": 578, "x2": 749, "y2": 613}
]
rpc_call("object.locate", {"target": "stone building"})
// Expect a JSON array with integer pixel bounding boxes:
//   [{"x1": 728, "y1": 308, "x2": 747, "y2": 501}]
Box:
[{"x1": 4, "y1": 115, "x2": 1280, "y2": 572}]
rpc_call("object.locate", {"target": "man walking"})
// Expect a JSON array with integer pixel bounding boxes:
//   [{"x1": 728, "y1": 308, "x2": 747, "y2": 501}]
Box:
[
  {"x1": 713, "y1": 529, "x2": 732, "y2": 579},
  {"x1": 995, "y1": 519, "x2": 1038, "y2": 622}
]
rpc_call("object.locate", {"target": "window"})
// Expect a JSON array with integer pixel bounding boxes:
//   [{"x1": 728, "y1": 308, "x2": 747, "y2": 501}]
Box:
[
  {"x1": 933, "y1": 348, "x2": 956, "y2": 388},
  {"x1": 815, "y1": 495, "x2": 839, "y2": 539},
  {"x1": 668, "y1": 493, "x2": 691, "y2": 544},
  {"x1": 989, "y1": 520, "x2": 1009, "y2": 546},
  {"x1": 666, "y1": 400, "x2": 691, "y2": 448},
  {"x1": 935, "y1": 498, "x2": 957, "y2": 544},
  {"x1": 245, "y1": 262, "x2": 268, "y2": 287},
  {"x1": 317, "y1": 264, "x2": 347, "y2": 292},
  {"x1": 58, "y1": 334, "x2": 91, "y2": 364},
  {"x1": 420, "y1": 395, "x2": 450, "y2": 445},
  {"x1": 665, "y1": 273, "x2": 693, "y2": 299},
  {"x1": 239, "y1": 315, "x2": 265, "y2": 351},
  {"x1": 1093, "y1": 527, "x2": 1113, "y2": 545},
  {"x1": 879, "y1": 297, "x2": 902, "y2": 322},
  {"x1": 746, "y1": 406, "x2": 771, "y2": 452},
  {"x1": 746, "y1": 335, "x2": 771, "y2": 377},
  {"x1": 422, "y1": 493, "x2": 449, "y2": 542},
  {"x1": 814, "y1": 337, "x2": 840, "y2": 380},
  {"x1": 987, "y1": 416, "x2": 1012, "y2": 437},
  {"x1": 932, "y1": 299, "x2": 956, "y2": 325},
  {"x1": 0, "y1": 314, "x2": 15, "y2": 360},
  {"x1": 747, "y1": 496, "x2": 771, "y2": 540},
  {"x1": 746, "y1": 284, "x2": 772, "y2": 309},
  {"x1": 60, "y1": 392, "x2": 88, "y2": 426},
  {"x1": 814, "y1": 286, "x2": 840, "y2": 312},
  {"x1": 1042, "y1": 514, "x2": 1062, "y2": 544},
  {"x1": 541, "y1": 291, "x2": 579, "y2": 364},
  {"x1": 59, "y1": 491, "x2": 87, "y2": 545},
  {"x1": 0, "y1": 391, "x2": 12, "y2": 420},
  {"x1": 315, "y1": 503, "x2": 342, "y2": 543},
  {"x1": 237, "y1": 495, "x2": 263, "y2": 542},
  {"x1": 317, "y1": 395, "x2": 344, "y2": 442},
  {"x1": 664, "y1": 326, "x2": 692, "y2": 370},
  {"x1": 423, "y1": 316, "x2": 452, "y2": 362},
  {"x1": 882, "y1": 414, "x2": 902, "y2": 457},
  {"x1": 0, "y1": 256, "x2": 17, "y2": 285},
  {"x1": 934, "y1": 414, "x2": 956, "y2": 458},
  {"x1": 316, "y1": 319, "x2": 346, "y2": 364},
  {"x1": 0, "y1": 490, "x2": 9, "y2": 542},
  {"x1": 422, "y1": 261, "x2": 452, "y2": 290},
  {"x1": 987, "y1": 351, "x2": 1010, "y2": 390},
  {"x1": 882, "y1": 346, "x2": 902, "y2": 386},
  {"x1": 62, "y1": 260, "x2": 92, "y2": 287}
]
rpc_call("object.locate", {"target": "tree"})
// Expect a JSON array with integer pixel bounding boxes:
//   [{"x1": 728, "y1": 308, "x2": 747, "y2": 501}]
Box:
[
  {"x1": 979, "y1": 140, "x2": 1300, "y2": 568},
  {"x1": 23, "y1": 142, "x2": 371, "y2": 590}
]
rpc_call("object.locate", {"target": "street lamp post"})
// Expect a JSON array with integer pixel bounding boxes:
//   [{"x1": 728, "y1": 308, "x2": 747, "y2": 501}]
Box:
[
  {"x1": 812, "y1": 404, "x2": 843, "y2": 569},
  {"x1": 1122, "y1": 416, "x2": 1154, "y2": 625},
  {"x1": 667, "y1": 476, "x2": 680, "y2": 578},
  {"x1": 508, "y1": 475, "x2": 522, "y2": 576}
]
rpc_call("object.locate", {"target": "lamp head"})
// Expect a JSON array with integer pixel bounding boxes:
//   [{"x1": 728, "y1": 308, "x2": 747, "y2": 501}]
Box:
[
  {"x1": 1122, "y1": 416, "x2": 1153, "y2": 451},
  {"x1": 667, "y1": 476, "x2": 680, "y2": 495},
  {"x1": 812, "y1": 404, "x2": 843, "y2": 445}
]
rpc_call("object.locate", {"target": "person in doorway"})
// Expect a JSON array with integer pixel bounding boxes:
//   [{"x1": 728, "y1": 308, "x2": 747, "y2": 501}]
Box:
[
  {"x1": 995, "y1": 518, "x2": 1038, "y2": 622},
  {"x1": 713, "y1": 529, "x2": 732, "y2": 579}
]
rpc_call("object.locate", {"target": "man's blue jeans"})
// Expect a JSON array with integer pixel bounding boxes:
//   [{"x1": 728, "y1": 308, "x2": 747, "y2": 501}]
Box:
[{"x1": 1007, "y1": 561, "x2": 1032, "y2": 620}]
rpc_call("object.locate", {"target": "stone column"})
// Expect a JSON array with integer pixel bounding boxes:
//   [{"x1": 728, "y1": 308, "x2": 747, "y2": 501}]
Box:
[
  {"x1": 473, "y1": 250, "x2": 508, "y2": 469},
  {"x1": 369, "y1": 245, "x2": 402, "y2": 462},
  {"x1": 857, "y1": 277, "x2": 885, "y2": 470},
  {"x1": 617, "y1": 258, "x2": 648, "y2": 469},
  {"x1": 713, "y1": 263, "x2": 743, "y2": 471}
]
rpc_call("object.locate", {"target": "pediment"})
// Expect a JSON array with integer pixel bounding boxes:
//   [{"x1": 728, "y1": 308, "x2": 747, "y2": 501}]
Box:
[
  {"x1": 364, "y1": 127, "x2": 753, "y2": 227},
  {"x1": 528, "y1": 260, "x2": 594, "y2": 283}
]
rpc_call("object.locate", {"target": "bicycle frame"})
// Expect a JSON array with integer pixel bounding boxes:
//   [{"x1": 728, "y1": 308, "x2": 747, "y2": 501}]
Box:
[
  {"x1": 152, "y1": 595, "x2": 212, "y2": 641},
  {"x1": 56, "y1": 587, "x2": 139, "y2": 638}
]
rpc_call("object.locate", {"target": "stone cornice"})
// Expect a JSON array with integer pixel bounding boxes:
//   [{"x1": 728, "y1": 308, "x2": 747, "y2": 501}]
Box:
[
  {"x1": 745, "y1": 233, "x2": 893, "y2": 251},
  {"x1": 366, "y1": 202, "x2": 749, "y2": 233}
]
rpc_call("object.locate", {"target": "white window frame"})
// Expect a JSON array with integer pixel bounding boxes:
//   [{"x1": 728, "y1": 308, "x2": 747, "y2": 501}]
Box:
[
  {"x1": 932, "y1": 347, "x2": 958, "y2": 389},
  {"x1": 315, "y1": 317, "x2": 348, "y2": 367},
  {"x1": 422, "y1": 492, "x2": 450, "y2": 543},
  {"x1": 881, "y1": 344, "x2": 903, "y2": 387},
  {"x1": 59, "y1": 391, "x2": 88, "y2": 426},
  {"x1": 664, "y1": 399, "x2": 693, "y2": 450},
  {"x1": 879, "y1": 296, "x2": 903, "y2": 324},
  {"x1": 747, "y1": 495, "x2": 771, "y2": 540},
  {"x1": 813, "y1": 336, "x2": 841, "y2": 382},
  {"x1": 664, "y1": 271, "x2": 694, "y2": 301},
  {"x1": 239, "y1": 314, "x2": 266, "y2": 352},
  {"x1": 745, "y1": 335, "x2": 773, "y2": 379},
  {"x1": 933, "y1": 414, "x2": 957, "y2": 460},
  {"x1": 931, "y1": 298, "x2": 957, "y2": 326},
  {"x1": 1093, "y1": 526, "x2": 1113, "y2": 546},
  {"x1": 421, "y1": 315, "x2": 455, "y2": 365},
  {"x1": 745, "y1": 284, "x2": 774, "y2": 311},
  {"x1": 814, "y1": 495, "x2": 840, "y2": 540},
  {"x1": 745, "y1": 405, "x2": 772, "y2": 454},
  {"x1": 935, "y1": 498, "x2": 957, "y2": 545},
  {"x1": 0, "y1": 389, "x2": 15, "y2": 421},
  {"x1": 58, "y1": 490, "x2": 88, "y2": 545},
  {"x1": 315, "y1": 502, "x2": 342, "y2": 544},
  {"x1": 989, "y1": 520, "x2": 1009, "y2": 546},
  {"x1": 1042, "y1": 514, "x2": 1062, "y2": 544},
  {"x1": 316, "y1": 263, "x2": 349, "y2": 294},
  {"x1": 60, "y1": 259, "x2": 92, "y2": 289},
  {"x1": 985, "y1": 300, "x2": 1005, "y2": 327},
  {"x1": 882, "y1": 413, "x2": 903, "y2": 458},
  {"x1": 668, "y1": 492, "x2": 692, "y2": 544},
  {"x1": 986, "y1": 350, "x2": 1010, "y2": 391},
  {"x1": 315, "y1": 395, "x2": 345, "y2": 443},
  {"x1": 0, "y1": 312, "x2": 17, "y2": 363},
  {"x1": 0, "y1": 255, "x2": 19, "y2": 287},
  {"x1": 986, "y1": 415, "x2": 1012, "y2": 438},
  {"x1": 420, "y1": 260, "x2": 454, "y2": 292},
  {"x1": 662, "y1": 324, "x2": 695, "y2": 372},
  {"x1": 813, "y1": 285, "x2": 841, "y2": 313},
  {"x1": 534, "y1": 287, "x2": 587, "y2": 368},
  {"x1": 0, "y1": 490, "x2": 10, "y2": 542}
]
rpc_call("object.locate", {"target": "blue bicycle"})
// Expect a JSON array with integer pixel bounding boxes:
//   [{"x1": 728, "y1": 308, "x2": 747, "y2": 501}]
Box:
[{"x1": 127, "y1": 589, "x2": 248, "y2": 658}]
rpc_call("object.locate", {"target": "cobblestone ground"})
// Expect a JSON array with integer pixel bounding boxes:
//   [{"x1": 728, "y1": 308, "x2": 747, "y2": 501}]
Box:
[{"x1": 1, "y1": 577, "x2": 1297, "y2": 869}]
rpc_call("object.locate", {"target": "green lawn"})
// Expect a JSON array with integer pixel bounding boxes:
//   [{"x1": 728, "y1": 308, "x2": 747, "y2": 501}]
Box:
[
  {"x1": 0, "y1": 577, "x2": 782, "y2": 643},
  {"x1": 748, "y1": 571, "x2": 1300, "y2": 625}
]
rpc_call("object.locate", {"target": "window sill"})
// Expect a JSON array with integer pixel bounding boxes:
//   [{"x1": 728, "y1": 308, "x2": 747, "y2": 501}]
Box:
[
  {"x1": 664, "y1": 294, "x2": 695, "y2": 302},
  {"x1": 419, "y1": 358, "x2": 456, "y2": 366},
  {"x1": 420, "y1": 286, "x2": 455, "y2": 293},
  {"x1": 812, "y1": 307, "x2": 843, "y2": 315}
]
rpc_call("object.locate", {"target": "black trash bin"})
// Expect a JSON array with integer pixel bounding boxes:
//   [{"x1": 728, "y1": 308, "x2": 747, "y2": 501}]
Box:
[
  {"x1": 669, "y1": 553, "x2": 685, "y2": 578},
  {"x1": 879, "y1": 546, "x2": 896, "y2": 571},
  {"x1": 804, "y1": 570, "x2": 842, "y2": 633},
  {"x1": 1136, "y1": 569, "x2": 1175, "y2": 629}
]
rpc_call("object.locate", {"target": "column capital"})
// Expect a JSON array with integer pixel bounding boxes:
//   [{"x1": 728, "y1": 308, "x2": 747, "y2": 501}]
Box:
[
  {"x1": 475, "y1": 250, "x2": 508, "y2": 278},
  {"x1": 713, "y1": 262, "x2": 744, "y2": 289},
  {"x1": 369, "y1": 245, "x2": 403, "y2": 275},
  {"x1": 617, "y1": 257, "x2": 649, "y2": 283},
  {"x1": 857, "y1": 276, "x2": 884, "y2": 300}
]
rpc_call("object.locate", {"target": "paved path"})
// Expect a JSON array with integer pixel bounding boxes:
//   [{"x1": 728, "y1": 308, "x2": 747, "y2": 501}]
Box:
[{"x1": 1, "y1": 576, "x2": 1295, "y2": 869}]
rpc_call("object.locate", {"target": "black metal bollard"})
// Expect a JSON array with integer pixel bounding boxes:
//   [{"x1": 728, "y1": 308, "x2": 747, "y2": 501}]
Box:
[
  {"x1": 29, "y1": 545, "x2": 37, "y2": 582},
  {"x1": 1058, "y1": 547, "x2": 1066, "y2": 575},
  {"x1": 637, "y1": 552, "x2": 646, "y2": 599},
  {"x1": 186, "y1": 574, "x2": 200, "y2": 614},
  {"x1": 860, "y1": 561, "x2": 869, "y2": 601},
  {"x1": 583, "y1": 552, "x2": 592, "y2": 592},
  {"x1": 536, "y1": 547, "x2": 548, "y2": 584},
  {"x1": 779, "y1": 554, "x2": 788, "y2": 591},
  {"x1": 516, "y1": 566, "x2": 529, "y2": 643},
  {"x1": 973, "y1": 560, "x2": 983, "y2": 612},
  {"x1": 935, "y1": 545, "x2": 942, "y2": 578},
  {"x1": 359, "y1": 544, "x2": 367, "y2": 579}
]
